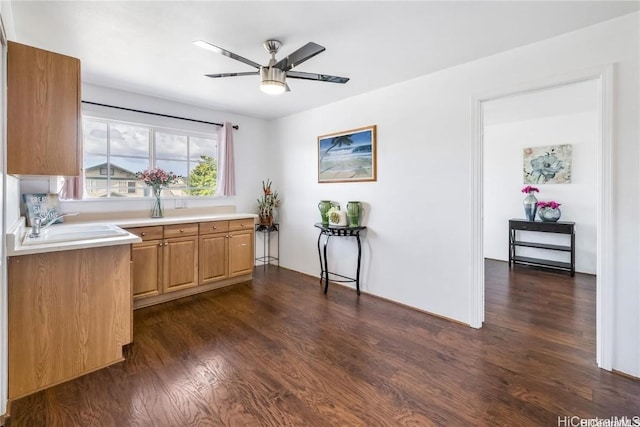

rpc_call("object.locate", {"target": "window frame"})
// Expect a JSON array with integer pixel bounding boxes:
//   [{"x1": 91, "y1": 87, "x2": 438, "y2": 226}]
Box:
[{"x1": 81, "y1": 115, "x2": 219, "y2": 199}]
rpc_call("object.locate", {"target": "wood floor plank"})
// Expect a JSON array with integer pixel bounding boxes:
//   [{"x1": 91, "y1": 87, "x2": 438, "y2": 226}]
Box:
[{"x1": 6, "y1": 260, "x2": 639, "y2": 426}]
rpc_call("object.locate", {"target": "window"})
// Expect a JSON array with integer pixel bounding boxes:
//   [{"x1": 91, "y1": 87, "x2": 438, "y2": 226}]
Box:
[{"x1": 82, "y1": 117, "x2": 218, "y2": 198}]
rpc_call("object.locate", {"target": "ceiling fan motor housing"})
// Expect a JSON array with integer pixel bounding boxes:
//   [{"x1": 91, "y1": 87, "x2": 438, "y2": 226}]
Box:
[{"x1": 260, "y1": 66, "x2": 286, "y2": 94}]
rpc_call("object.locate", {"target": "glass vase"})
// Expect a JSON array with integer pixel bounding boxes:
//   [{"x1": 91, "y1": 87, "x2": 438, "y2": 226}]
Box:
[
  {"x1": 523, "y1": 193, "x2": 538, "y2": 221},
  {"x1": 538, "y1": 207, "x2": 561, "y2": 222},
  {"x1": 151, "y1": 188, "x2": 163, "y2": 218},
  {"x1": 346, "y1": 201, "x2": 361, "y2": 227},
  {"x1": 318, "y1": 200, "x2": 332, "y2": 225}
]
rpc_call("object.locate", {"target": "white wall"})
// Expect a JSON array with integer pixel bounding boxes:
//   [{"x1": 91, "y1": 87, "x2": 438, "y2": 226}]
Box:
[
  {"x1": 12, "y1": 82, "x2": 271, "y2": 218},
  {"x1": 484, "y1": 111, "x2": 598, "y2": 274},
  {"x1": 271, "y1": 13, "x2": 639, "y2": 377}
]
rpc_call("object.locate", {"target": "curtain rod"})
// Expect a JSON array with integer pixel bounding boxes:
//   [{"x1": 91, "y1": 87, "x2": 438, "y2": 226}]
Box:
[{"x1": 81, "y1": 100, "x2": 239, "y2": 130}]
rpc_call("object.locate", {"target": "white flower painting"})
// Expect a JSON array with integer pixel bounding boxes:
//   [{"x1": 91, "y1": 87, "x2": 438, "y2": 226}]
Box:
[{"x1": 523, "y1": 144, "x2": 572, "y2": 184}]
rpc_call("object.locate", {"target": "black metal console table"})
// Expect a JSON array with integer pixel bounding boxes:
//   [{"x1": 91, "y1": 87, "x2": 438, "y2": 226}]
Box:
[
  {"x1": 508, "y1": 219, "x2": 575, "y2": 276},
  {"x1": 314, "y1": 223, "x2": 366, "y2": 295},
  {"x1": 255, "y1": 224, "x2": 279, "y2": 267}
]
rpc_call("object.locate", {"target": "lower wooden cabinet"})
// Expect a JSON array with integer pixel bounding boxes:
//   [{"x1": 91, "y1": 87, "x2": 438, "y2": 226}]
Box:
[
  {"x1": 199, "y1": 231, "x2": 229, "y2": 284},
  {"x1": 163, "y1": 235, "x2": 198, "y2": 293},
  {"x1": 229, "y1": 229, "x2": 254, "y2": 277},
  {"x1": 128, "y1": 226, "x2": 162, "y2": 300},
  {"x1": 8, "y1": 245, "x2": 131, "y2": 399},
  {"x1": 127, "y1": 217, "x2": 254, "y2": 308}
]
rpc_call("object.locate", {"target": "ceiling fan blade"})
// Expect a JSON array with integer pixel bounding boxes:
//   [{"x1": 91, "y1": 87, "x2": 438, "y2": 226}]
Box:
[
  {"x1": 205, "y1": 71, "x2": 259, "y2": 78},
  {"x1": 193, "y1": 40, "x2": 262, "y2": 69},
  {"x1": 286, "y1": 70, "x2": 349, "y2": 84},
  {"x1": 274, "y1": 42, "x2": 325, "y2": 71}
]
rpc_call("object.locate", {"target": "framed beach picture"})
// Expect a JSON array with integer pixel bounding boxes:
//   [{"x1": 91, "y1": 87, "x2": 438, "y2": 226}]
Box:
[{"x1": 317, "y1": 125, "x2": 377, "y2": 183}]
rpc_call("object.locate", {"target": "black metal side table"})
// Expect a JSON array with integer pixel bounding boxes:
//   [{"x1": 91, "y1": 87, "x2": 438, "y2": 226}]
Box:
[
  {"x1": 314, "y1": 223, "x2": 366, "y2": 295},
  {"x1": 255, "y1": 223, "x2": 279, "y2": 268}
]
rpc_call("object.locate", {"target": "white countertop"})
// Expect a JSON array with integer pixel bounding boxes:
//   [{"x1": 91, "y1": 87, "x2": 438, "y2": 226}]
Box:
[{"x1": 7, "y1": 212, "x2": 258, "y2": 256}]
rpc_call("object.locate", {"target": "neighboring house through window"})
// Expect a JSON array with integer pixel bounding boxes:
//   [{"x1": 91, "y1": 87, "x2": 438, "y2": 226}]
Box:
[{"x1": 82, "y1": 116, "x2": 218, "y2": 198}]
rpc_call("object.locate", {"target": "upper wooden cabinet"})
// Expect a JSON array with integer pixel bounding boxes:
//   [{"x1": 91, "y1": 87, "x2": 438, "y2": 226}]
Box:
[{"x1": 7, "y1": 41, "x2": 81, "y2": 176}]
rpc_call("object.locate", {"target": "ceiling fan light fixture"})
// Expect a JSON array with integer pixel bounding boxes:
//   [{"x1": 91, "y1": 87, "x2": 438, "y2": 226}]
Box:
[{"x1": 260, "y1": 66, "x2": 286, "y2": 95}]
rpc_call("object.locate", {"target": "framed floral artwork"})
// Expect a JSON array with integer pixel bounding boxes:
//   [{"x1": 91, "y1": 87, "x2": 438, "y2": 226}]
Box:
[
  {"x1": 523, "y1": 144, "x2": 572, "y2": 184},
  {"x1": 318, "y1": 125, "x2": 377, "y2": 183}
]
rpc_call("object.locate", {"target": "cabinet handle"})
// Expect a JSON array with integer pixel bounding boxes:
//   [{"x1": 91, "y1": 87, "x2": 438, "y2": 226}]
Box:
[
  {"x1": 180, "y1": 229, "x2": 184, "y2": 232},
  {"x1": 212, "y1": 226, "x2": 217, "y2": 230},
  {"x1": 141, "y1": 232, "x2": 146, "y2": 236}
]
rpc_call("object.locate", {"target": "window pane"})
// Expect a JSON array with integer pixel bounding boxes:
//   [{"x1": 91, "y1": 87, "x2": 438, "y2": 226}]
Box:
[
  {"x1": 110, "y1": 123, "x2": 150, "y2": 157},
  {"x1": 156, "y1": 132, "x2": 187, "y2": 160},
  {"x1": 188, "y1": 157, "x2": 217, "y2": 196},
  {"x1": 189, "y1": 136, "x2": 216, "y2": 161},
  {"x1": 82, "y1": 116, "x2": 217, "y2": 198},
  {"x1": 110, "y1": 156, "x2": 149, "y2": 176},
  {"x1": 155, "y1": 159, "x2": 188, "y2": 178},
  {"x1": 85, "y1": 155, "x2": 108, "y2": 198},
  {"x1": 83, "y1": 119, "x2": 107, "y2": 155}
]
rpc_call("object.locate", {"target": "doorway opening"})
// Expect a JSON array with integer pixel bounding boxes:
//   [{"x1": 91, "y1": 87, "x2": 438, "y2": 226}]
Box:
[{"x1": 469, "y1": 66, "x2": 613, "y2": 370}]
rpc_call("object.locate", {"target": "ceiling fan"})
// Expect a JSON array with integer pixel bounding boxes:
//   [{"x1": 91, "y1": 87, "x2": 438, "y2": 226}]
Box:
[{"x1": 193, "y1": 39, "x2": 350, "y2": 95}]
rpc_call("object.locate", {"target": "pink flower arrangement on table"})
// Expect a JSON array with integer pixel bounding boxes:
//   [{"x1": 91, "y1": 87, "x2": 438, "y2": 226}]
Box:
[
  {"x1": 537, "y1": 201, "x2": 561, "y2": 209},
  {"x1": 521, "y1": 185, "x2": 539, "y2": 194},
  {"x1": 135, "y1": 167, "x2": 181, "y2": 193}
]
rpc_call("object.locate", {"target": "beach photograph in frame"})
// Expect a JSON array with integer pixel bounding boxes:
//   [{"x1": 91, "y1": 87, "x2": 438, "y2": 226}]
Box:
[{"x1": 318, "y1": 125, "x2": 377, "y2": 183}]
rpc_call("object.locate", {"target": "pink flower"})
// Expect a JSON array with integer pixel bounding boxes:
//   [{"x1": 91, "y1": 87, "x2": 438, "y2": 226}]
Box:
[
  {"x1": 537, "y1": 200, "x2": 561, "y2": 209},
  {"x1": 136, "y1": 167, "x2": 181, "y2": 188},
  {"x1": 521, "y1": 186, "x2": 539, "y2": 194}
]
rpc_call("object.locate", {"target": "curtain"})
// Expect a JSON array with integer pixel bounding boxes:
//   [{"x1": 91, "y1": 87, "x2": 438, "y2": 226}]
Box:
[
  {"x1": 59, "y1": 173, "x2": 84, "y2": 200},
  {"x1": 215, "y1": 122, "x2": 236, "y2": 196}
]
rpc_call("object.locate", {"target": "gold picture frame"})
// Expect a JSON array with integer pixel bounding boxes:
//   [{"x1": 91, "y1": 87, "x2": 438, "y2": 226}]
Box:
[{"x1": 317, "y1": 125, "x2": 377, "y2": 183}]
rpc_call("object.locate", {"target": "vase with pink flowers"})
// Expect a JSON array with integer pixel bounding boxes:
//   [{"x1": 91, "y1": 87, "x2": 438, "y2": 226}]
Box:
[
  {"x1": 136, "y1": 167, "x2": 181, "y2": 218},
  {"x1": 537, "y1": 201, "x2": 562, "y2": 222},
  {"x1": 521, "y1": 185, "x2": 539, "y2": 221}
]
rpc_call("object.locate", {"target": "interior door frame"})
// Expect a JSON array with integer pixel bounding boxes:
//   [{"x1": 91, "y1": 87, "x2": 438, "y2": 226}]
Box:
[{"x1": 469, "y1": 64, "x2": 614, "y2": 370}]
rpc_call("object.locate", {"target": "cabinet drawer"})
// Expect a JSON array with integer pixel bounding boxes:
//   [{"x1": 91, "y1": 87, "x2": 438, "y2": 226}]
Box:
[
  {"x1": 229, "y1": 218, "x2": 255, "y2": 231},
  {"x1": 164, "y1": 223, "x2": 199, "y2": 238},
  {"x1": 199, "y1": 220, "x2": 229, "y2": 235},
  {"x1": 510, "y1": 220, "x2": 573, "y2": 234},
  {"x1": 127, "y1": 226, "x2": 163, "y2": 241}
]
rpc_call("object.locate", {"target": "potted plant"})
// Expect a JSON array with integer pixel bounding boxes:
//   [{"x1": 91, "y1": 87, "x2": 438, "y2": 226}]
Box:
[{"x1": 257, "y1": 179, "x2": 280, "y2": 226}]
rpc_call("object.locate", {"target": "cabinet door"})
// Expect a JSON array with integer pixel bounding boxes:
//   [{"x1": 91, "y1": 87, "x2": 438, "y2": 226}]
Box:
[
  {"x1": 7, "y1": 41, "x2": 80, "y2": 176},
  {"x1": 163, "y1": 236, "x2": 198, "y2": 293},
  {"x1": 131, "y1": 240, "x2": 162, "y2": 299},
  {"x1": 8, "y1": 246, "x2": 130, "y2": 399},
  {"x1": 229, "y1": 230, "x2": 254, "y2": 277},
  {"x1": 199, "y1": 232, "x2": 229, "y2": 285}
]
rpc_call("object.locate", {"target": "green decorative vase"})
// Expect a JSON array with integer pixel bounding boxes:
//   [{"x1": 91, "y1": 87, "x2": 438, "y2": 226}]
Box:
[
  {"x1": 346, "y1": 201, "x2": 361, "y2": 227},
  {"x1": 318, "y1": 200, "x2": 332, "y2": 225}
]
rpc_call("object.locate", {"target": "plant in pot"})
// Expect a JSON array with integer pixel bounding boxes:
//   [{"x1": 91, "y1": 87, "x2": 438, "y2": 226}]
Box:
[{"x1": 257, "y1": 179, "x2": 280, "y2": 226}]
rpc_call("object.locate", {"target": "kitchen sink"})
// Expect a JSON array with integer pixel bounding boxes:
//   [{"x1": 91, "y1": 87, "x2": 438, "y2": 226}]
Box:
[{"x1": 22, "y1": 223, "x2": 129, "y2": 246}]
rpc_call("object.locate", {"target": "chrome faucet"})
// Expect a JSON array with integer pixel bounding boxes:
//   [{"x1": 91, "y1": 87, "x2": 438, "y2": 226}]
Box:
[{"x1": 29, "y1": 212, "x2": 79, "y2": 238}]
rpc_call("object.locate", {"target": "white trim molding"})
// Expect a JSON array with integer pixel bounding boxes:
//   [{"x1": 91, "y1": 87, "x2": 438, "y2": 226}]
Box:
[
  {"x1": 469, "y1": 64, "x2": 615, "y2": 370},
  {"x1": 468, "y1": 96, "x2": 484, "y2": 329}
]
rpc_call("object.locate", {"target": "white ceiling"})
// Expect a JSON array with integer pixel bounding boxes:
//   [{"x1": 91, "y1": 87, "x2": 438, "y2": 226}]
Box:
[{"x1": 9, "y1": 1, "x2": 639, "y2": 120}]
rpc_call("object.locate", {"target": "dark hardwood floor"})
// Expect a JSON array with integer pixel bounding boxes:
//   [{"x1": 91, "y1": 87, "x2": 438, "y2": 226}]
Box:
[{"x1": 6, "y1": 261, "x2": 639, "y2": 426}]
